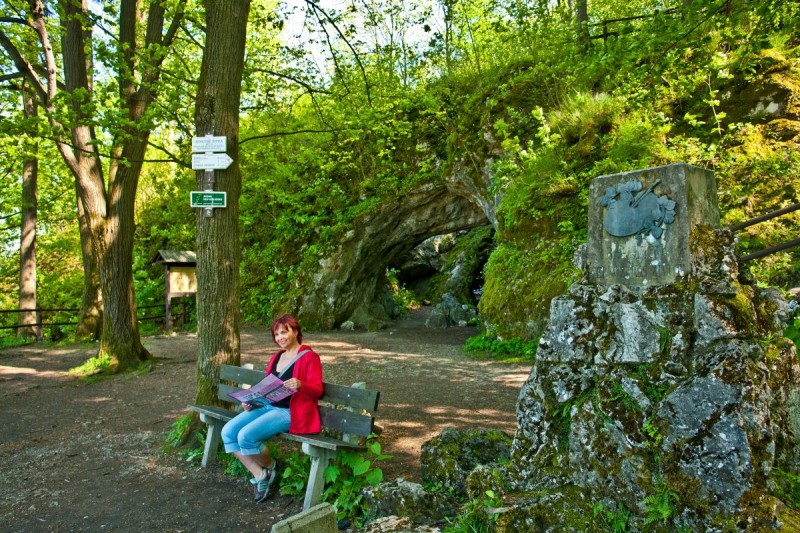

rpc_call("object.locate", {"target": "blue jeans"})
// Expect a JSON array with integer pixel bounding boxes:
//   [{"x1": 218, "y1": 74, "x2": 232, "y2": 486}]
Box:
[{"x1": 221, "y1": 403, "x2": 291, "y2": 456}]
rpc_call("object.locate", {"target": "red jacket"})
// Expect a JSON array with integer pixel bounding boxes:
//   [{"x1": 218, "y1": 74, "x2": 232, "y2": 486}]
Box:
[{"x1": 266, "y1": 345, "x2": 323, "y2": 434}]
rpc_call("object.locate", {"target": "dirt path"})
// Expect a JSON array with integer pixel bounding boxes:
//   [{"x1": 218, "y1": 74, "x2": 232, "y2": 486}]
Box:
[{"x1": 0, "y1": 309, "x2": 531, "y2": 531}]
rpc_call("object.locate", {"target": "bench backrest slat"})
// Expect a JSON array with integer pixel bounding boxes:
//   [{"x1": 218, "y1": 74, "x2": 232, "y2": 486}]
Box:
[
  {"x1": 217, "y1": 365, "x2": 379, "y2": 425},
  {"x1": 220, "y1": 365, "x2": 263, "y2": 386},
  {"x1": 318, "y1": 406, "x2": 375, "y2": 436},
  {"x1": 321, "y1": 382, "x2": 379, "y2": 412},
  {"x1": 218, "y1": 383, "x2": 242, "y2": 403}
]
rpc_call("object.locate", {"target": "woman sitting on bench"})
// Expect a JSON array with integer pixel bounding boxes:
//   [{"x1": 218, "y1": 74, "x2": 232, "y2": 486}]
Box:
[{"x1": 221, "y1": 313, "x2": 323, "y2": 503}]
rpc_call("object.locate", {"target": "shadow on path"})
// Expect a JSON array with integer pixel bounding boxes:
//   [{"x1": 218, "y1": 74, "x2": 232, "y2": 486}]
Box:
[{"x1": 0, "y1": 309, "x2": 531, "y2": 531}]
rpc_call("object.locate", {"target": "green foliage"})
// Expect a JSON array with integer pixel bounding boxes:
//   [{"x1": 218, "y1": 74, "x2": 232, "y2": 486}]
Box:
[
  {"x1": 772, "y1": 468, "x2": 800, "y2": 509},
  {"x1": 552, "y1": 388, "x2": 596, "y2": 451},
  {"x1": 278, "y1": 450, "x2": 312, "y2": 497},
  {"x1": 642, "y1": 478, "x2": 678, "y2": 525},
  {"x1": 443, "y1": 490, "x2": 503, "y2": 533},
  {"x1": 68, "y1": 353, "x2": 112, "y2": 377},
  {"x1": 783, "y1": 316, "x2": 800, "y2": 352},
  {"x1": 464, "y1": 332, "x2": 538, "y2": 362},
  {"x1": 164, "y1": 414, "x2": 194, "y2": 450},
  {"x1": 610, "y1": 382, "x2": 640, "y2": 412},
  {"x1": 642, "y1": 417, "x2": 664, "y2": 449},
  {"x1": 0, "y1": 0, "x2": 799, "y2": 362},
  {"x1": 163, "y1": 414, "x2": 206, "y2": 464},
  {"x1": 387, "y1": 268, "x2": 418, "y2": 317},
  {"x1": 322, "y1": 436, "x2": 390, "y2": 525},
  {"x1": 592, "y1": 501, "x2": 631, "y2": 533}
]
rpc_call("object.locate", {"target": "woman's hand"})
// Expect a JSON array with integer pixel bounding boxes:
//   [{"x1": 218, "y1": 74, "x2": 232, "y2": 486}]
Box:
[
  {"x1": 284, "y1": 378, "x2": 301, "y2": 391},
  {"x1": 241, "y1": 402, "x2": 253, "y2": 411}
]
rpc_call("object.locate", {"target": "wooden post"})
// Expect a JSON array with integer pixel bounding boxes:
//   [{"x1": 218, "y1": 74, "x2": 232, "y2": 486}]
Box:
[
  {"x1": 301, "y1": 443, "x2": 335, "y2": 511},
  {"x1": 164, "y1": 265, "x2": 173, "y2": 332},
  {"x1": 35, "y1": 306, "x2": 43, "y2": 342}
]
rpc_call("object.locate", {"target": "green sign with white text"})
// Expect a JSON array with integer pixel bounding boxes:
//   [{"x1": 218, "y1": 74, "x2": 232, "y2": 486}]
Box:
[{"x1": 190, "y1": 191, "x2": 227, "y2": 208}]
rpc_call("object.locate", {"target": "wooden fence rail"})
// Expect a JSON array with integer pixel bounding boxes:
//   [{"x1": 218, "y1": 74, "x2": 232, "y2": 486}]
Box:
[{"x1": 0, "y1": 298, "x2": 194, "y2": 341}]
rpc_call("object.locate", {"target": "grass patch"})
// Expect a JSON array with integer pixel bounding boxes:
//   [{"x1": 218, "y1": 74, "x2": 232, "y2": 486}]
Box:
[
  {"x1": 464, "y1": 332, "x2": 538, "y2": 363},
  {"x1": 68, "y1": 353, "x2": 112, "y2": 378}
]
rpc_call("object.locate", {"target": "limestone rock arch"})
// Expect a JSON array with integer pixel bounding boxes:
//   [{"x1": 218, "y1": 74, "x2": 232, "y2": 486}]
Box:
[{"x1": 295, "y1": 176, "x2": 494, "y2": 330}]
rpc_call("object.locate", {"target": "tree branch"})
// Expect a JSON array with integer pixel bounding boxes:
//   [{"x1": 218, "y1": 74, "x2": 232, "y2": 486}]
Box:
[
  {"x1": 304, "y1": 0, "x2": 373, "y2": 106},
  {"x1": 240, "y1": 128, "x2": 344, "y2": 146},
  {"x1": 249, "y1": 67, "x2": 332, "y2": 95},
  {"x1": 0, "y1": 29, "x2": 48, "y2": 104}
]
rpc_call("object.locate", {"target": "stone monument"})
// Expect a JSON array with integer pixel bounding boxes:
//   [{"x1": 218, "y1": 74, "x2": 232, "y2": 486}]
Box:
[
  {"x1": 498, "y1": 164, "x2": 800, "y2": 531},
  {"x1": 587, "y1": 163, "x2": 719, "y2": 288}
]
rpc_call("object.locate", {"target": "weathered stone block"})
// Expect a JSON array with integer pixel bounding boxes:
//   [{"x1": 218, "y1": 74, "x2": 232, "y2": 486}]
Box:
[
  {"x1": 587, "y1": 163, "x2": 720, "y2": 288},
  {"x1": 360, "y1": 478, "x2": 458, "y2": 526},
  {"x1": 271, "y1": 503, "x2": 337, "y2": 533}
]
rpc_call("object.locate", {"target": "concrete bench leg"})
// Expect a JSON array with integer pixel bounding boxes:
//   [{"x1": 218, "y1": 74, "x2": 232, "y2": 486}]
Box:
[
  {"x1": 199, "y1": 414, "x2": 224, "y2": 468},
  {"x1": 302, "y1": 443, "x2": 336, "y2": 511}
]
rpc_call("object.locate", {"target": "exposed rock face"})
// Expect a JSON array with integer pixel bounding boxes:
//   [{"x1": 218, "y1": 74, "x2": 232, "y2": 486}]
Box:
[
  {"x1": 425, "y1": 293, "x2": 477, "y2": 328},
  {"x1": 506, "y1": 229, "x2": 800, "y2": 530},
  {"x1": 293, "y1": 180, "x2": 491, "y2": 330}
]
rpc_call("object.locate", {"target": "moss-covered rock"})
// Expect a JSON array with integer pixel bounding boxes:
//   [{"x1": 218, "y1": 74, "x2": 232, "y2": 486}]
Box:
[
  {"x1": 420, "y1": 427, "x2": 513, "y2": 499},
  {"x1": 360, "y1": 478, "x2": 458, "y2": 526}
]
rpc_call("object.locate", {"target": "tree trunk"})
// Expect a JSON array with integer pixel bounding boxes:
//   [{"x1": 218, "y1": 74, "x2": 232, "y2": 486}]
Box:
[
  {"x1": 73, "y1": 197, "x2": 103, "y2": 341},
  {"x1": 9, "y1": 0, "x2": 183, "y2": 369},
  {"x1": 194, "y1": 0, "x2": 250, "y2": 405},
  {"x1": 57, "y1": 0, "x2": 151, "y2": 370},
  {"x1": 576, "y1": 0, "x2": 589, "y2": 47},
  {"x1": 18, "y1": 83, "x2": 38, "y2": 340}
]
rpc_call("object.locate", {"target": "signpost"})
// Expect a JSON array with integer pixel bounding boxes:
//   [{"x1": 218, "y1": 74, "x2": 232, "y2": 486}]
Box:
[
  {"x1": 190, "y1": 191, "x2": 227, "y2": 208},
  {"x1": 192, "y1": 135, "x2": 227, "y2": 153},
  {"x1": 191, "y1": 134, "x2": 231, "y2": 217},
  {"x1": 191, "y1": 153, "x2": 233, "y2": 171}
]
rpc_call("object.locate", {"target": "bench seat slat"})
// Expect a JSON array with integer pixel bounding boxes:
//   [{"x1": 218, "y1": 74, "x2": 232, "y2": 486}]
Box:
[
  {"x1": 280, "y1": 432, "x2": 366, "y2": 451},
  {"x1": 187, "y1": 404, "x2": 235, "y2": 421}
]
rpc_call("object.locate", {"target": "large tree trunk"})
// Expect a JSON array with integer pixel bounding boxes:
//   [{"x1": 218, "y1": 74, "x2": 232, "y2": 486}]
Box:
[
  {"x1": 57, "y1": 0, "x2": 151, "y2": 370},
  {"x1": 4, "y1": 0, "x2": 170, "y2": 369},
  {"x1": 194, "y1": 0, "x2": 250, "y2": 405},
  {"x1": 18, "y1": 83, "x2": 38, "y2": 340}
]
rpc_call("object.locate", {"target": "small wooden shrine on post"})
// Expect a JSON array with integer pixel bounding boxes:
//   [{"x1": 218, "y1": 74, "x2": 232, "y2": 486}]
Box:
[{"x1": 151, "y1": 250, "x2": 197, "y2": 331}]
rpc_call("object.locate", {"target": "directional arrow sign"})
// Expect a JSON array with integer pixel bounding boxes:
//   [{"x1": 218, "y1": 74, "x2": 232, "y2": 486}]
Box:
[
  {"x1": 192, "y1": 135, "x2": 227, "y2": 153},
  {"x1": 190, "y1": 191, "x2": 227, "y2": 208},
  {"x1": 192, "y1": 152, "x2": 233, "y2": 170}
]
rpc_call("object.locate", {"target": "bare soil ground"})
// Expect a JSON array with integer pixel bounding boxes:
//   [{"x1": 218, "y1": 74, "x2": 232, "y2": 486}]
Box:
[{"x1": 0, "y1": 308, "x2": 531, "y2": 532}]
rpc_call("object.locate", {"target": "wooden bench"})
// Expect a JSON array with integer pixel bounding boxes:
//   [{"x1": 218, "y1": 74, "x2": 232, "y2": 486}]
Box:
[{"x1": 187, "y1": 364, "x2": 380, "y2": 510}]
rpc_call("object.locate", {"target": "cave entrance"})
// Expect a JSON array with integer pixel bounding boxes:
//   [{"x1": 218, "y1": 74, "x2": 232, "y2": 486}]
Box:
[{"x1": 389, "y1": 225, "x2": 494, "y2": 312}]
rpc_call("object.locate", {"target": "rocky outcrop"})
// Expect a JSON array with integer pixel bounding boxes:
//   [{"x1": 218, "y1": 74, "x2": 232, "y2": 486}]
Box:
[
  {"x1": 362, "y1": 428, "x2": 510, "y2": 528},
  {"x1": 504, "y1": 229, "x2": 800, "y2": 530},
  {"x1": 361, "y1": 478, "x2": 458, "y2": 526},
  {"x1": 420, "y1": 427, "x2": 512, "y2": 498},
  {"x1": 425, "y1": 293, "x2": 476, "y2": 327}
]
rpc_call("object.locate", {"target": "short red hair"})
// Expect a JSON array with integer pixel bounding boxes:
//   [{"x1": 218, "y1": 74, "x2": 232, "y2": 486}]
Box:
[{"x1": 270, "y1": 313, "x2": 303, "y2": 344}]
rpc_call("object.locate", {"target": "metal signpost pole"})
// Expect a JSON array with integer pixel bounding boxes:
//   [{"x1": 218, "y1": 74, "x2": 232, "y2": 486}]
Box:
[{"x1": 191, "y1": 134, "x2": 231, "y2": 217}]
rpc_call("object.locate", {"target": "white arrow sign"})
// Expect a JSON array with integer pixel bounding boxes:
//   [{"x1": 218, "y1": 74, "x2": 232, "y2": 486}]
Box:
[
  {"x1": 192, "y1": 152, "x2": 233, "y2": 170},
  {"x1": 192, "y1": 135, "x2": 227, "y2": 153}
]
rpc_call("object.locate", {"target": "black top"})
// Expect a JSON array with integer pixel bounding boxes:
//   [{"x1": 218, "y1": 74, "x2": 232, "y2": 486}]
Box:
[{"x1": 268, "y1": 353, "x2": 295, "y2": 409}]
